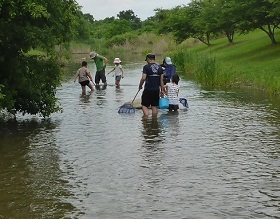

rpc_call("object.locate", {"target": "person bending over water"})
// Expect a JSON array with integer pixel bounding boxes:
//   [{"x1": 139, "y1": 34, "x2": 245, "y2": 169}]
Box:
[{"x1": 74, "y1": 61, "x2": 94, "y2": 95}]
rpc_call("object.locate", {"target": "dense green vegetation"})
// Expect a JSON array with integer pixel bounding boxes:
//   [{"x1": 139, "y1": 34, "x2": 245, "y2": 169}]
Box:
[
  {"x1": 0, "y1": 0, "x2": 81, "y2": 117},
  {"x1": 0, "y1": 0, "x2": 279, "y2": 118}
]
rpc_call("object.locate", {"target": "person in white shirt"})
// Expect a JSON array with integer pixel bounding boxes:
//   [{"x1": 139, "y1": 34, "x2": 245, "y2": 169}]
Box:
[
  {"x1": 163, "y1": 74, "x2": 180, "y2": 111},
  {"x1": 107, "y1": 58, "x2": 124, "y2": 87}
]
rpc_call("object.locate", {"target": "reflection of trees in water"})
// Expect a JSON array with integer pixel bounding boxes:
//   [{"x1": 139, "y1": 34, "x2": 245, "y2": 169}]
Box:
[{"x1": 0, "y1": 119, "x2": 76, "y2": 218}]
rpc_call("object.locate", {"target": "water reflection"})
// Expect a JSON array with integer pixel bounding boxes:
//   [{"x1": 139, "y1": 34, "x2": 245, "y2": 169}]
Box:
[
  {"x1": 79, "y1": 92, "x2": 93, "y2": 103},
  {"x1": 200, "y1": 89, "x2": 280, "y2": 127},
  {"x1": 140, "y1": 116, "x2": 166, "y2": 193},
  {"x1": 141, "y1": 116, "x2": 162, "y2": 145},
  {"x1": 159, "y1": 111, "x2": 180, "y2": 138},
  {"x1": 95, "y1": 90, "x2": 108, "y2": 107},
  {"x1": 0, "y1": 119, "x2": 75, "y2": 218},
  {"x1": 114, "y1": 86, "x2": 124, "y2": 104},
  {"x1": 95, "y1": 84, "x2": 107, "y2": 91}
]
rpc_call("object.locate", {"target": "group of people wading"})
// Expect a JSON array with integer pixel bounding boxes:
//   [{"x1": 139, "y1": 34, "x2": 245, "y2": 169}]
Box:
[{"x1": 74, "y1": 52, "x2": 180, "y2": 117}]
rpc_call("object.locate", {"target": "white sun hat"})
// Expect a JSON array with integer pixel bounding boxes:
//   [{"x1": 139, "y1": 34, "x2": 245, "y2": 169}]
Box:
[
  {"x1": 113, "y1": 57, "x2": 122, "y2": 64},
  {"x1": 165, "y1": 57, "x2": 172, "y2": 65}
]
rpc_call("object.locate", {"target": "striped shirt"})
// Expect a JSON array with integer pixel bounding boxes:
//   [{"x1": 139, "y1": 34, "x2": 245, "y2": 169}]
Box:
[{"x1": 166, "y1": 83, "x2": 180, "y2": 105}]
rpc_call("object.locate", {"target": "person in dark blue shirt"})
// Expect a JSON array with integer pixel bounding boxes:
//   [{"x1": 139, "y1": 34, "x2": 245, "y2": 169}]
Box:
[
  {"x1": 162, "y1": 57, "x2": 177, "y2": 85},
  {"x1": 138, "y1": 53, "x2": 164, "y2": 117}
]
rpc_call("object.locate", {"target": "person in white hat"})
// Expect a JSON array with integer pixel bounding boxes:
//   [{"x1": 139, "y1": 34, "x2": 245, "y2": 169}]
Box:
[
  {"x1": 107, "y1": 58, "x2": 124, "y2": 87},
  {"x1": 162, "y1": 56, "x2": 177, "y2": 85},
  {"x1": 89, "y1": 51, "x2": 108, "y2": 87}
]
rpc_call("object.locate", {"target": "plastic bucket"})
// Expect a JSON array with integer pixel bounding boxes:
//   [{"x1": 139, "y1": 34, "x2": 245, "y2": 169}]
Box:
[{"x1": 159, "y1": 97, "x2": 169, "y2": 109}]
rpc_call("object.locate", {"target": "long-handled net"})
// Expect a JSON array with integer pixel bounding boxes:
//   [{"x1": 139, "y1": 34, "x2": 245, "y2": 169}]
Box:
[{"x1": 118, "y1": 90, "x2": 140, "y2": 113}]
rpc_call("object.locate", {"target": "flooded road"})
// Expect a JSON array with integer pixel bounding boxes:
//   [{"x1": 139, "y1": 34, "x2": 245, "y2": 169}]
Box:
[{"x1": 0, "y1": 62, "x2": 279, "y2": 218}]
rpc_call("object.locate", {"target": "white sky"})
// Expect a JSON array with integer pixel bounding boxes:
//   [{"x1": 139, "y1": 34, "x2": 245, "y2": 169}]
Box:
[{"x1": 76, "y1": 0, "x2": 191, "y2": 21}]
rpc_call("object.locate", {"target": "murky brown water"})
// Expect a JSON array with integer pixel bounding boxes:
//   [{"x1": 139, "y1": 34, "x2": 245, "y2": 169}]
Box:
[{"x1": 0, "y1": 62, "x2": 279, "y2": 219}]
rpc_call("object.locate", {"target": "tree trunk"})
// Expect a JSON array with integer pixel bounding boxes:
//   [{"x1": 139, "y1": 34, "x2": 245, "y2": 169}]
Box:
[
  {"x1": 197, "y1": 36, "x2": 210, "y2": 46},
  {"x1": 269, "y1": 33, "x2": 277, "y2": 45},
  {"x1": 260, "y1": 25, "x2": 277, "y2": 45},
  {"x1": 225, "y1": 29, "x2": 234, "y2": 44}
]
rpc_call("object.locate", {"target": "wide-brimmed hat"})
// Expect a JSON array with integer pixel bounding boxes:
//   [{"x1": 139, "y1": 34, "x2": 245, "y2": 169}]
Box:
[
  {"x1": 113, "y1": 57, "x2": 121, "y2": 64},
  {"x1": 165, "y1": 57, "x2": 172, "y2": 65},
  {"x1": 145, "y1": 53, "x2": 155, "y2": 61},
  {"x1": 89, "y1": 51, "x2": 97, "y2": 58}
]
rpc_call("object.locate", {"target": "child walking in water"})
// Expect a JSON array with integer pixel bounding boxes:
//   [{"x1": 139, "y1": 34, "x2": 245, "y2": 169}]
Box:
[
  {"x1": 163, "y1": 74, "x2": 180, "y2": 111},
  {"x1": 107, "y1": 58, "x2": 124, "y2": 87},
  {"x1": 74, "y1": 61, "x2": 94, "y2": 95}
]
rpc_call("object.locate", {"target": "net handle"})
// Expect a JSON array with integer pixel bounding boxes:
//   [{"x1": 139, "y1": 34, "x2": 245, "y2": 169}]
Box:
[{"x1": 131, "y1": 90, "x2": 140, "y2": 104}]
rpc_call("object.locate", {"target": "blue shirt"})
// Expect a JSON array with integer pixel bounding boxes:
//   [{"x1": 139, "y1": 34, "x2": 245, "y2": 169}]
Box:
[
  {"x1": 143, "y1": 63, "x2": 163, "y2": 90},
  {"x1": 165, "y1": 64, "x2": 176, "y2": 80}
]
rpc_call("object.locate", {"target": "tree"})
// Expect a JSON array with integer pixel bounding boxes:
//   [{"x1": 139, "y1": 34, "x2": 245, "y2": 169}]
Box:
[
  {"x1": 83, "y1": 13, "x2": 95, "y2": 23},
  {"x1": 117, "y1": 9, "x2": 141, "y2": 30},
  {"x1": 189, "y1": 0, "x2": 213, "y2": 46},
  {"x1": 74, "y1": 11, "x2": 93, "y2": 40},
  {"x1": 141, "y1": 16, "x2": 159, "y2": 33},
  {"x1": 168, "y1": 3, "x2": 212, "y2": 46},
  {"x1": 153, "y1": 6, "x2": 197, "y2": 43},
  {"x1": 154, "y1": 8, "x2": 175, "y2": 34},
  {"x1": 105, "y1": 19, "x2": 132, "y2": 39},
  {"x1": 198, "y1": 0, "x2": 237, "y2": 44},
  {"x1": 235, "y1": 0, "x2": 280, "y2": 45},
  {"x1": 0, "y1": 0, "x2": 80, "y2": 117}
]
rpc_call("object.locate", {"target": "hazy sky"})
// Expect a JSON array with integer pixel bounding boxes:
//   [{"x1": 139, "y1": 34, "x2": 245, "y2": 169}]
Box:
[{"x1": 76, "y1": 0, "x2": 191, "y2": 21}]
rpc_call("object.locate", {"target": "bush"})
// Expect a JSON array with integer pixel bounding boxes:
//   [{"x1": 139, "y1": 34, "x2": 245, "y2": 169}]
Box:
[{"x1": 0, "y1": 54, "x2": 62, "y2": 117}]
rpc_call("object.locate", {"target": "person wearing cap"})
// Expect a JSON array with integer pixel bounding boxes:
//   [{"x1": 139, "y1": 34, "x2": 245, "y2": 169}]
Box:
[
  {"x1": 107, "y1": 57, "x2": 124, "y2": 87},
  {"x1": 162, "y1": 56, "x2": 177, "y2": 85},
  {"x1": 138, "y1": 53, "x2": 164, "y2": 117},
  {"x1": 89, "y1": 51, "x2": 108, "y2": 87},
  {"x1": 74, "y1": 61, "x2": 95, "y2": 95}
]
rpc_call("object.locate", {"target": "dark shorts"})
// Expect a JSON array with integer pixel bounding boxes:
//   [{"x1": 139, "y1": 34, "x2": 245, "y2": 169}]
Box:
[
  {"x1": 95, "y1": 69, "x2": 106, "y2": 84},
  {"x1": 79, "y1": 80, "x2": 90, "y2": 86},
  {"x1": 115, "y1": 75, "x2": 121, "y2": 81},
  {"x1": 141, "y1": 89, "x2": 160, "y2": 107},
  {"x1": 168, "y1": 104, "x2": 179, "y2": 111}
]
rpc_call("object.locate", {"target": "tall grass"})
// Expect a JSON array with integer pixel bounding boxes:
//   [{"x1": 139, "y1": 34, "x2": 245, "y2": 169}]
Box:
[
  {"x1": 74, "y1": 33, "x2": 177, "y2": 64},
  {"x1": 106, "y1": 32, "x2": 177, "y2": 63},
  {"x1": 171, "y1": 49, "x2": 238, "y2": 88}
]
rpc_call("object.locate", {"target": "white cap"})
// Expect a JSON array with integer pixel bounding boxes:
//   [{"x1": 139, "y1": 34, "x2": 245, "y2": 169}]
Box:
[{"x1": 165, "y1": 57, "x2": 172, "y2": 65}]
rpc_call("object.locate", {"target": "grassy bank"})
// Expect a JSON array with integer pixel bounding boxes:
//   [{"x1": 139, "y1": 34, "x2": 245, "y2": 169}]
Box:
[{"x1": 171, "y1": 29, "x2": 280, "y2": 97}]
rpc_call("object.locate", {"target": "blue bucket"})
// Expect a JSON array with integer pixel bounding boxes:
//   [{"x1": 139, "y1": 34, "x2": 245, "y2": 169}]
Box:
[{"x1": 159, "y1": 97, "x2": 169, "y2": 109}]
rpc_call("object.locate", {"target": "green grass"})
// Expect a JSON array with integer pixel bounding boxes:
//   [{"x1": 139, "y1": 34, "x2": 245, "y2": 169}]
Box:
[{"x1": 174, "y1": 29, "x2": 280, "y2": 96}]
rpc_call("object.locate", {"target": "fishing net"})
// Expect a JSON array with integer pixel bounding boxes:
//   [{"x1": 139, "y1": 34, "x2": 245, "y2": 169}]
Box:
[{"x1": 118, "y1": 103, "x2": 136, "y2": 113}]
